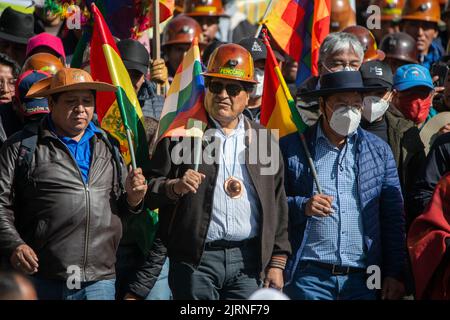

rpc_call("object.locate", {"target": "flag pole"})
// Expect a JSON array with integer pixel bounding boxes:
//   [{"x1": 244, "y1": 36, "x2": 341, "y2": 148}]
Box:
[
  {"x1": 255, "y1": 0, "x2": 274, "y2": 38},
  {"x1": 261, "y1": 29, "x2": 323, "y2": 194},
  {"x1": 153, "y1": 0, "x2": 161, "y2": 95}
]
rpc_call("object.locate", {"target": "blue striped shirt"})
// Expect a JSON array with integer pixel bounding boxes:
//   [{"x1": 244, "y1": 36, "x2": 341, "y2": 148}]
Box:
[
  {"x1": 300, "y1": 123, "x2": 366, "y2": 268},
  {"x1": 206, "y1": 116, "x2": 261, "y2": 242}
]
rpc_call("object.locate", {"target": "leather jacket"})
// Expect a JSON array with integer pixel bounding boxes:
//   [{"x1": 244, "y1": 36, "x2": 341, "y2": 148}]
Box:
[{"x1": 0, "y1": 119, "x2": 139, "y2": 281}]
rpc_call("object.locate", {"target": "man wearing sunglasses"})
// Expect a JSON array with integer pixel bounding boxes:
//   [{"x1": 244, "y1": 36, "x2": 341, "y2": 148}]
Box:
[{"x1": 144, "y1": 43, "x2": 290, "y2": 300}]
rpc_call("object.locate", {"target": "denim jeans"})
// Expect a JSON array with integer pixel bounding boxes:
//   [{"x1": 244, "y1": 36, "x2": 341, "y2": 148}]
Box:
[
  {"x1": 31, "y1": 277, "x2": 116, "y2": 300},
  {"x1": 145, "y1": 258, "x2": 172, "y2": 300},
  {"x1": 284, "y1": 261, "x2": 377, "y2": 300},
  {"x1": 169, "y1": 243, "x2": 261, "y2": 300}
]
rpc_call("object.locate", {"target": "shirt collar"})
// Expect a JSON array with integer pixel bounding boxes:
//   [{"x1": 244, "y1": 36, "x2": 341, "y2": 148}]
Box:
[{"x1": 210, "y1": 114, "x2": 245, "y2": 138}]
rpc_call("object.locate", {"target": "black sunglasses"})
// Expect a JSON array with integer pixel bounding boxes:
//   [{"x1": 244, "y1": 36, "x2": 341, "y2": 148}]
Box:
[{"x1": 208, "y1": 81, "x2": 245, "y2": 97}]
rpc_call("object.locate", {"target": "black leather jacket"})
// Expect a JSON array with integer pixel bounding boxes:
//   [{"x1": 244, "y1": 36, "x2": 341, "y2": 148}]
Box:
[{"x1": 0, "y1": 119, "x2": 138, "y2": 281}]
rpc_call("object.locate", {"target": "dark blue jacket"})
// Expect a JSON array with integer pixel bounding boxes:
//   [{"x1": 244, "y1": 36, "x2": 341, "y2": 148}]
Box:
[{"x1": 279, "y1": 122, "x2": 406, "y2": 284}]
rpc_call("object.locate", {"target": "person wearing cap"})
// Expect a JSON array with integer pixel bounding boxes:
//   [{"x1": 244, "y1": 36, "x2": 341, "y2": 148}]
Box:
[
  {"x1": 238, "y1": 37, "x2": 285, "y2": 123},
  {"x1": 386, "y1": 64, "x2": 436, "y2": 224},
  {"x1": 400, "y1": 0, "x2": 445, "y2": 69},
  {"x1": 14, "y1": 70, "x2": 51, "y2": 126},
  {"x1": 380, "y1": 32, "x2": 420, "y2": 73},
  {"x1": 117, "y1": 39, "x2": 165, "y2": 146},
  {"x1": 145, "y1": 43, "x2": 290, "y2": 300},
  {"x1": 369, "y1": 0, "x2": 405, "y2": 43},
  {"x1": 0, "y1": 7, "x2": 35, "y2": 66},
  {"x1": 25, "y1": 33, "x2": 66, "y2": 64},
  {"x1": 360, "y1": 61, "x2": 395, "y2": 143},
  {"x1": 184, "y1": 0, "x2": 228, "y2": 46},
  {"x1": 0, "y1": 53, "x2": 21, "y2": 148},
  {"x1": 297, "y1": 32, "x2": 365, "y2": 127},
  {"x1": 0, "y1": 67, "x2": 148, "y2": 300},
  {"x1": 281, "y1": 71, "x2": 406, "y2": 300},
  {"x1": 162, "y1": 15, "x2": 205, "y2": 82}
]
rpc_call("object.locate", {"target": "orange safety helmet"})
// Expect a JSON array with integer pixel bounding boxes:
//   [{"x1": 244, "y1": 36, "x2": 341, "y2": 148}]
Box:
[
  {"x1": 21, "y1": 52, "x2": 64, "y2": 75},
  {"x1": 343, "y1": 25, "x2": 386, "y2": 62},
  {"x1": 369, "y1": 0, "x2": 405, "y2": 21},
  {"x1": 162, "y1": 15, "x2": 206, "y2": 47},
  {"x1": 203, "y1": 43, "x2": 257, "y2": 83},
  {"x1": 330, "y1": 0, "x2": 357, "y2": 33},
  {"x1": 401, "y1": 0, "x2": 442, "y2": 23},
  {"x1": 184, "y1": 0, "x2": 228, "y2": 17}
]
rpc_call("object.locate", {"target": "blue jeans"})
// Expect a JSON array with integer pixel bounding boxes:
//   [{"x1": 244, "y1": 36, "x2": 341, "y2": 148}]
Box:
[
  {"x1": 32, "y1": 277, "x2": 116, "y2": 300},
  {"x1": 115, "y1": 244, "x2": 172, "y2": 300},
  {"x1": 284, "y1": 261, "x2": 377, "y2": 300},
  {"x1": 145, "y1": 258, "x2": 172, "y2": 300}
]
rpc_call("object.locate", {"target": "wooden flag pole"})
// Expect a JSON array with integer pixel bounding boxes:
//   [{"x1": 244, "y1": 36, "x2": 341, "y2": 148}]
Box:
[
  {"x1": 255, "y1": 0, "x2": 274, "y2": 38},
  {"x1": 153, "y1": 0, "x2": 161, "y2": 95}
]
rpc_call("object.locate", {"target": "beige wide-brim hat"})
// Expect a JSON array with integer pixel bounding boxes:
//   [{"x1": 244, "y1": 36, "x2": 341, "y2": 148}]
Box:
[
  {"x1": 26, "y1": 67, "x2": 117, "y2": 98},
  {"x1": 420, "y1": 111, "x2": 450, "y2": 154}
]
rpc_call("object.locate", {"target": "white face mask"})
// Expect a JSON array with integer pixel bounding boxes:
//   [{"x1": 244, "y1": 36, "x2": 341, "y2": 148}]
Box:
[
  {"x1": 329, "y1": 106, "x2": 361, "y2": 136},
  {"x1": 250, "y1": 68, "x2": 264, "y2": 98},
  {"x1": 362, "y1": 95, "x2": 390, "y2": 123}
]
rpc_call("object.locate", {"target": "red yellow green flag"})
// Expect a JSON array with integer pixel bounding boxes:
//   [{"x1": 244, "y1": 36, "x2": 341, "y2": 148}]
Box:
[{"x1": 90, "y1": 3, "x2": 149, "y2": 168}]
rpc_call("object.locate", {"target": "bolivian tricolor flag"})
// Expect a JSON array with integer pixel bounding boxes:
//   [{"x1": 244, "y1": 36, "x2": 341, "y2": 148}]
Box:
[
  {"x1": 90, "y1": 3, "x2": 149, "y2": 168},
  {"x1": 260, "y1": 32, "x2": 307, "y2": 138}
]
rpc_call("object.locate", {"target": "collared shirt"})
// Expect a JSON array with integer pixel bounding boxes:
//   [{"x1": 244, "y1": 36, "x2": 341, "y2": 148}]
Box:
[
  {"x1": 48, "y1": 116, "x2": 100, "y2": 184},
  {"x1": 300, "y1": 123, "x2": 366, "y2": 268},
  {"x1": 206, "y1": 115, "x2": 261, "y2": 242}
]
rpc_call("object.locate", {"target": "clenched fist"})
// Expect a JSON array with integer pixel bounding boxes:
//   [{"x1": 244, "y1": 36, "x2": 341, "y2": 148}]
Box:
[
  {"x1": 173, "y1": 169, "x2": 206, "y2": 196},
  {"x1": 125, "y1": 167, "x2": 148, "y2": 208},
  {"x1": 305, "y1": 194, "x2": 334, "y2": 217},
  {"x1": 150, "y1": 59, "x2": 168, "y2": 84}
]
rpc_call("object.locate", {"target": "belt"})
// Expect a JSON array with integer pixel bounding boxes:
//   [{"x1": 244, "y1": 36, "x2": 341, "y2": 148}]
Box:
[
  {"x1": 204, "y1": 238, "x2": 258, "y2": 250},
  {"x1": 307, "y1": 261, "x2": 366, "y2": 275}
]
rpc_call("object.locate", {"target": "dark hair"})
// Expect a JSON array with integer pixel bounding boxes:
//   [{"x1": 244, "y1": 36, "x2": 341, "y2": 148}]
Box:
[
  {"x1": 0, "y1": 53, "x2": 20, "y2": 78},
  {"x1": 0, "y1": 272, "x2": 22, "y2": 300},
  {"x1": 204, "y1": 77, "x2": 255, "y2": 93}
]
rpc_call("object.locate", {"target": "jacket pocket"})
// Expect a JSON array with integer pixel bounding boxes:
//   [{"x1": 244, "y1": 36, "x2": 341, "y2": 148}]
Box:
[{"x1": 34, "y1": 219, "x2": 48, "y2": 249}]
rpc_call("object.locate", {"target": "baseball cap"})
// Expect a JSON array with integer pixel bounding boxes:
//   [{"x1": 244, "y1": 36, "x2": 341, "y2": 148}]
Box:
[
  {"x1": 26, "y1": 33, "x2": 66, "y2": 60},
  {"x1": 239, "y1": 37, "x2": 267, "y2": 62},
  {"x1": 239, "y1": 37, "x2": 285, "y2": 64},
  {"x1": 394, "y1": 64, "x2": 434, "y2": 91},
  {"x1": 16, "y1": 70, "x2": 50, "y2": 117},
  {"x1": 360, "y1": 60, "x2": 393, "y2": 90},
  {"x1": 117, "y1": 39, "x2": 150, "y2": 75}
]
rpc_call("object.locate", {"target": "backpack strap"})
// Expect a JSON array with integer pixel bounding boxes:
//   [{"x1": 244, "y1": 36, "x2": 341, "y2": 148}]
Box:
[
  {"x1": 97, "y1": 129, "x2": 125, "y2": 195},
  {"x1": 15, "y1": 121, "x2": 40, "y2": 183}
]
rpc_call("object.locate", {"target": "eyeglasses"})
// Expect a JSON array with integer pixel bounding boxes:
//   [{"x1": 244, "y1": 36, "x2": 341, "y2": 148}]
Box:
[{"x1": 208, "y1": 81, "x2": 245, "y2": 97}]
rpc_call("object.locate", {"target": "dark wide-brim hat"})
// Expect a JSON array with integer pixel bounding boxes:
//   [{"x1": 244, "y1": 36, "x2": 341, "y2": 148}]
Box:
[
  {"x1": 298, "y1": 71, "x2": 376, "y2": 98},
  {"x1": 0, "y1": 7, "x2": 35, "y2": 44}
]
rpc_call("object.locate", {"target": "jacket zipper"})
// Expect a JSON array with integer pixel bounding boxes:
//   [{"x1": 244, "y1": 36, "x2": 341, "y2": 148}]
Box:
[{"x1": 52, "y1": 136, "x2": 95, "y2": 282}]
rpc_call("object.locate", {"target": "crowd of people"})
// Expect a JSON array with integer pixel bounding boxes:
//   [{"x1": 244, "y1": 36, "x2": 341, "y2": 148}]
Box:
[{"x1": 1, "y1": 0, "x2": 450, "y2": 301}]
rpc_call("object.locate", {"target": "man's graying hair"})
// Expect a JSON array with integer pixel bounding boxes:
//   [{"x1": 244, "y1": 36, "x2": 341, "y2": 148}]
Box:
[{"x1": 318, "y1": 32, "x2": 364, "y2": 66}]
